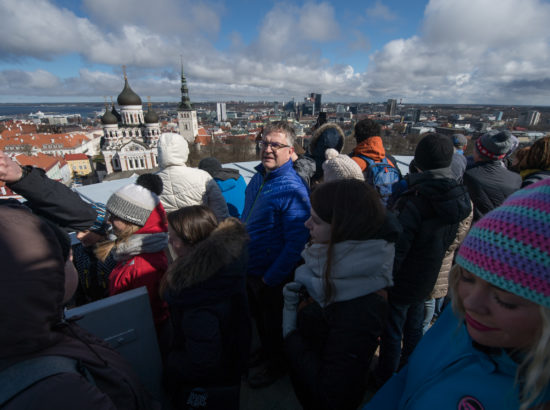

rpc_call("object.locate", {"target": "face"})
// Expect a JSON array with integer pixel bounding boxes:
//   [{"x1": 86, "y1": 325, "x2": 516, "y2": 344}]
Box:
[
  {"x1": 261, "y1": 131, "x2": 294, "y2": 172},
  {"x1": 109, "y1": 214, "x2": 132, "y2": 236},
  {"x1": 304, "y1": 208, "x2": 331, "y2": 244},
  {"x1": 457, "y1": 267, "x2": 542, "y2": 350},
  {"x1": 168, "y1": 223, "x2": 191, "y2": 259}
]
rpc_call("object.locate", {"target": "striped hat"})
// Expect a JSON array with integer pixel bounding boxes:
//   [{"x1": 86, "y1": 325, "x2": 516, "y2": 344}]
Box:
[{"x1": 456, "y1": 179, "x2": 550, "y2": 308}]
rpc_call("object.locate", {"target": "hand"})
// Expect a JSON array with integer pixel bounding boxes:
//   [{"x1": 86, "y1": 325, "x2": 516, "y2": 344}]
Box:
[
  {"x1": 282, "y1": 282, "x2": 303, "y2": 338},
  {"x1": 0, "y1": 151, "x2": 23, "y2": 183}
]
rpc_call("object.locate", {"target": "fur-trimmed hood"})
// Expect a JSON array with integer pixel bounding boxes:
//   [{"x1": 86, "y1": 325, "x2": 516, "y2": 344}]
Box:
[
  {"x1": 309, "y1": 123, "x2": 345, "y2": 159},
  {"x1": 164, "y1": 218, "x2": 249, "y2": 295}
]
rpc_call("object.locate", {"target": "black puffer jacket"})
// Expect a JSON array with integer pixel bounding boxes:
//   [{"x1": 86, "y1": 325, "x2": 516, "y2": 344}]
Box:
[
  {"x1": 6, "y1": 166, "x2": 97, "y2": 232},
  {"x1": 163, "y1": 218, "x2": 251, "y2": 390},
  {"x1": 463, "y1": 161, "x2": 521, "y2": 221},
  {"x1": 285, "y1": 293, "x2": 387, "y2": 410},
  {"x1": 390, "y1": 169, "x2": 472, "y2": 305}
]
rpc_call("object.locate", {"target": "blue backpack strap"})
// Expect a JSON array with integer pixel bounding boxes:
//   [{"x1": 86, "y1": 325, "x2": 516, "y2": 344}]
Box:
[{"x1": 0, "y1": 355, "x2": 83, "y2": 406}]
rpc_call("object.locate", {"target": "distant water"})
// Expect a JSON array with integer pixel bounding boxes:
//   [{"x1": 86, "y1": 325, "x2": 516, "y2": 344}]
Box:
[{"x1": 0, "y1": 103, "x2": 106, "y2": 119}]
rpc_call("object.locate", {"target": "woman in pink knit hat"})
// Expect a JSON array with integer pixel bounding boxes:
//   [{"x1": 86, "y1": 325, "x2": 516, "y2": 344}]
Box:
[{"x1": 365, "y1": 180, "x2": 550, "y2": 410}]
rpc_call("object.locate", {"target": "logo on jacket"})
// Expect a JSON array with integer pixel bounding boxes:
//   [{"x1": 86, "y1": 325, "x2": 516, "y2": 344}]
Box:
[{"x1": 457, "y1": 396, "x2": 484, "y2": 410}]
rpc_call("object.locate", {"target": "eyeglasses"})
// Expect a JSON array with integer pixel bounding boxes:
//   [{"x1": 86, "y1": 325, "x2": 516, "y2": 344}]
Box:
[{"x1": 259, "y1": 140, "x2": 290, "y2": 151}]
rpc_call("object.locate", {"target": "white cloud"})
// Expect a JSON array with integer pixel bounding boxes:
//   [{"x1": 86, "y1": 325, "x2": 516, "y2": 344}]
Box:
[
  {"x1": 1, "y1": 0, "x2": 550, "y2": 104},
  {"x1": 365, "y1": 0, "x2": 550, "y2": 104},
  {"x1": 366, "y1": 1, "x2": 397, "y2": 21}
]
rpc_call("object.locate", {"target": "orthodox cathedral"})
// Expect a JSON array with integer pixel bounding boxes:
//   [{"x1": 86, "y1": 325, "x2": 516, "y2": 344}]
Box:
[{"x1": 101, "y1": 65, "x2": 197, "y2": 174}]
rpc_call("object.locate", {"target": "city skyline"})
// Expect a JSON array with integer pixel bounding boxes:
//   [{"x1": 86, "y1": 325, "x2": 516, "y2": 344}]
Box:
[{"x1": 1, "y1": 0, "x2": 550, "y2": 105}]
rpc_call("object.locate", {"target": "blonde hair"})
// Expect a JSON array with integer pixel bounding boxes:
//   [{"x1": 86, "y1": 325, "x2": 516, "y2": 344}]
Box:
[
  {"x1": 449, "y1": 265, "x2": 550, "y2": 410},
  {"x1": 94, "y1": 223, "x2": 140, "y2": 262}
]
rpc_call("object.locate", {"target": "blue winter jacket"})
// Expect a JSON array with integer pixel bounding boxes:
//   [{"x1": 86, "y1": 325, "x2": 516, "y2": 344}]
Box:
[
  {"x1": 364, "y1": 306, "x2": 550, "y2": 410},
  {"x1": 241, "y1": 160, "x2": 310, "y2": 286},
  {"x1": 216, "y1": 175, "x2": 247, "y2": 218}
]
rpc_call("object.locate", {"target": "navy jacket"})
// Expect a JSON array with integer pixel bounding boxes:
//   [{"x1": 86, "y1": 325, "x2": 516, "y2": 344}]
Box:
[
  {"x1": 163, "y1": 219, "x2": 251, "y2": 388},
  {"x1": 241, "y1": 160, "x2": 310, "y2": 286}
]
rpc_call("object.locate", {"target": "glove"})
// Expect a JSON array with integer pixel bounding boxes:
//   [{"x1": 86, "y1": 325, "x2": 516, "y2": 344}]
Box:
[{"x1": 282, "y1": 281, "x2": 303, "y2": 338}]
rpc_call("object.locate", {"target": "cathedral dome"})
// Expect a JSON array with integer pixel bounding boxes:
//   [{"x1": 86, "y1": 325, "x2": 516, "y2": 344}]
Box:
[
  {"x1": 101, "y1": 107, "x2": 118, "y2": 125},
  {"x1": 144, "y1": 107, "x2": 159, "y2": 124},
  {"x1": 117, "y1": 78, "x2": 142, "y2": 106}
]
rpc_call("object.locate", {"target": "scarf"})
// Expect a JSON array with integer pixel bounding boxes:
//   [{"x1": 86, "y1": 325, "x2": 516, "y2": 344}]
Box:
[
  {"x1": 112, "y1": 233, "x2": 168, "y2": 262},
  {"x1": 295, "y1": 239, "x2": 394, "y2": 307}
]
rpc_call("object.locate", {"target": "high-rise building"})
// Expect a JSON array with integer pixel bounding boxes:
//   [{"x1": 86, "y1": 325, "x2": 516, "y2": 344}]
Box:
[
  {"x1": 216, "y1": 102, "x2": 227, "y2": 122},
  {"x1": 311, "y1": 93, "x2": 322, "y2": 115},
  {"x1": 518, "y1": 110, "x2": 541, "y2": 127},
  {"x1": 413, "y1": 109, "x2": 421, "y2": 123},
  {"x1": 386, "y1": 99, "x2": 397, "y2": 116}
]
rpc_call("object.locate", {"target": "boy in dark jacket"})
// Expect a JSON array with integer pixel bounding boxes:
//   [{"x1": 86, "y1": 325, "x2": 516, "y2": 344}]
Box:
[{"x1": 375, "y1": 133, "x2": 472, "y2": 386}]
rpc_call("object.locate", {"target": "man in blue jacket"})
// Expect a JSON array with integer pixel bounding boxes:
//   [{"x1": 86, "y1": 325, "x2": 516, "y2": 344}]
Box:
[{"x1": 241, "y1": 121, "x2": 310, "y2": 388}]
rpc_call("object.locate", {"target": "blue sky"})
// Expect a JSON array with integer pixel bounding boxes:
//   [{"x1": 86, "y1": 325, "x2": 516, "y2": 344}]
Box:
[{"x1": 1, "y1": 0, "x2": 549, "y2": 104}]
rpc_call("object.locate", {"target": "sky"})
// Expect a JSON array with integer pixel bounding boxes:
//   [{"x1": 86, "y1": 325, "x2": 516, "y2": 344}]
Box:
[{"x1": 1, "y1": 0, "x2": 550, "y2": 105}]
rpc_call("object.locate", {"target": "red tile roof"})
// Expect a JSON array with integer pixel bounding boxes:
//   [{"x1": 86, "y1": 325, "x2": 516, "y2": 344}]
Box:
[{"x1": 65, "y1": 153, "x2": 89, "y2": 161}]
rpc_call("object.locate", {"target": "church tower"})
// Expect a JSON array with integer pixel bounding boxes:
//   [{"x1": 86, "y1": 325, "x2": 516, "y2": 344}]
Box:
[{"x1": 177, "y1": 59, "x2": 198, "y2": 144}]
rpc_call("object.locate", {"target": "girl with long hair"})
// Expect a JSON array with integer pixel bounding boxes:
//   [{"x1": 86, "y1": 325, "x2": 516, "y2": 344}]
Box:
[
  {"x1": 365, "y1": 179, "x2": 550, "y2": 410},
  {"x1": 97, "y1": 183, "x2": 169, "y2": 330},
  {"x1": 283, "y1": 179, "x2": 401, "y2": 410},
  {"x1": 161, "y1": 206, "x2": 251, "y2": 410}
]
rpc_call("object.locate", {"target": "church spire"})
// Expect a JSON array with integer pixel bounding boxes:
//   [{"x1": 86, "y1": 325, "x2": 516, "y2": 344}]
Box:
[{"x1": 178, "y1": 56, "x2": 193, "y2": 111}]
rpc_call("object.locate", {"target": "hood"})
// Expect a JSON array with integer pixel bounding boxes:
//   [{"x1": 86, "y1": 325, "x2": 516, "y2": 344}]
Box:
[
  {"x1": 352, "y1": 136, "x2": 386, "y2": 162},
  {"x1": 407, "y1": 169, "x2": 472, "y2": 224},
  {"x1": 0, "y1": 205, "x2": 65, "y2": 358},
  {"x1": 158, "y1": 132, "x2": 189, "y2": 168},
  {"x1": 310, "y1": 123, "x2": 345, "y2": 160},
  {"x1": 164, "y1": 218, "x2": 249, "y2": 296},
  {"x1": 135, "y1": 203, "x2": 168, "y2": 235}
]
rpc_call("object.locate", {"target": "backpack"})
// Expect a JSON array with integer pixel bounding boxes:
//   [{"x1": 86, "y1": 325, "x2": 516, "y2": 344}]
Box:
[{"x1": 355, "y1": 154, "x2": 401, "y2": 206}]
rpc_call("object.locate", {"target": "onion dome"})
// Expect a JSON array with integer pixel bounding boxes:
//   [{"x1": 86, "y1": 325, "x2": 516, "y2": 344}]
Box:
[
  {"x1": 111, "y1": 105, "x2": 122, "y2": 122},
  {"x1": 144, "y1": 106, "x2": 159, "y2": 124},
  {"x1": 117, "y1": 77, "x2": 142, "y2": 106},
  {"x1": 101, "y1": 106, "x2": 118, "y2": 125}
]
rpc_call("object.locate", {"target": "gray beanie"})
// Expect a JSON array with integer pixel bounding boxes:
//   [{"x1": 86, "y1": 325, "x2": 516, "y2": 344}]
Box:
[
  {"x1": 322, "y1": 149, "x2": 365, "y2": 182},
  {"x1": 106, "y1": 184, "x2": 159, "y2": 226},
  {"x1": 476, "y1": 130, "x2": 515, "y2": 160}
]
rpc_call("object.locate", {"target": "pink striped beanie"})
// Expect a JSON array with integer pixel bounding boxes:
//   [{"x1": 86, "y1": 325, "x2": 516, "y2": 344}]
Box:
[{"x1": 456, "y1": 179, "x2": 550, "y2": 308}]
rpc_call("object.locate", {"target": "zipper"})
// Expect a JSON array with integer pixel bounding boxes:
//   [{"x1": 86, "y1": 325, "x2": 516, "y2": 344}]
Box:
[{"x1": 245, "y1": 177, "x2": 266, "y2": 224}]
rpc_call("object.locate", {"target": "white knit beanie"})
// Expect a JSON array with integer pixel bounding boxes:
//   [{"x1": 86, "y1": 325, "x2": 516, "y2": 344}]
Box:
[
  {"x1": 106, "y1": 184, "x2": 159, "y2": 226},
  {"x1": 322, "y1": 148, "x2": 365, "y2": 182}
]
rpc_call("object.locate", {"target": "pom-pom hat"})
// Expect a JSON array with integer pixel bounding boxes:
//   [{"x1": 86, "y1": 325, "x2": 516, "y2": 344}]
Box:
[
  {"x1": 475, "y1": 130, "x2": 516, "y2": 160},
  {"x1": 106, "y1": 184, "x2": 159, "y2": 227},
  {"x1": 322, "y1": 148, "x2": 364, "y2": 182},
  {"x1": 456, "y1": 179, "x2": 550, "y2": 308}
]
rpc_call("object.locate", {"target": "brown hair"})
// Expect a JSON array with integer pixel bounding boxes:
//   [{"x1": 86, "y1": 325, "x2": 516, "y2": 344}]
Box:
[
  {"x1": 160, "y1": 206, "x2": 218, "y2": 294},
  {"x1": 310, "y1": 179, "x2": 386, "y2": 302},
  {"x1": 167, "y1": 205, "x2": 218, "y2": 247},
  {"x1": 523, "y1": 137, "x2": 550, "y2": 170}
]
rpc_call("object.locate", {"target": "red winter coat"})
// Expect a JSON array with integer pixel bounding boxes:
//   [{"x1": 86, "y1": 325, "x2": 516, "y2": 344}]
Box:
[{"x1": 109, "y1": 204, "x2": 169, "y2": 328}]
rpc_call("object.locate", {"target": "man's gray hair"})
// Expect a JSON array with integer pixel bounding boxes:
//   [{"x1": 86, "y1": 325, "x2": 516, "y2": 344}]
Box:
[{"x1": 263, "y1": 121, "x2": 296, "y2": 146}]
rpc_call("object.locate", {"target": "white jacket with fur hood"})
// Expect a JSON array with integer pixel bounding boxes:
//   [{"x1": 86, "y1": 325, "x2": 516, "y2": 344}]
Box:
[{"x1": 156, "y1": 133, "x2": 229, "y2": 220}]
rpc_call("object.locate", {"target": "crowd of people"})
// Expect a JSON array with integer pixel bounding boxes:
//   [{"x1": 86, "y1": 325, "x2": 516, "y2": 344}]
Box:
[{"x1": 0, "y1": 120, "x2": 549, "y2": 410}]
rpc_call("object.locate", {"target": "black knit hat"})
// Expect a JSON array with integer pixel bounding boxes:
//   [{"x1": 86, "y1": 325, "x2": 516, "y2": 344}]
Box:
[{"x1": 414, "y1": 133, "x2": 454, "y2": 171}]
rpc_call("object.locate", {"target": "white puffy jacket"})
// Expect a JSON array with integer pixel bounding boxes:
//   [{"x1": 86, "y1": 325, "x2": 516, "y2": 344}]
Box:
[{"x1": 156, "y1": 133, "x2": 229, "y2": 220}]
